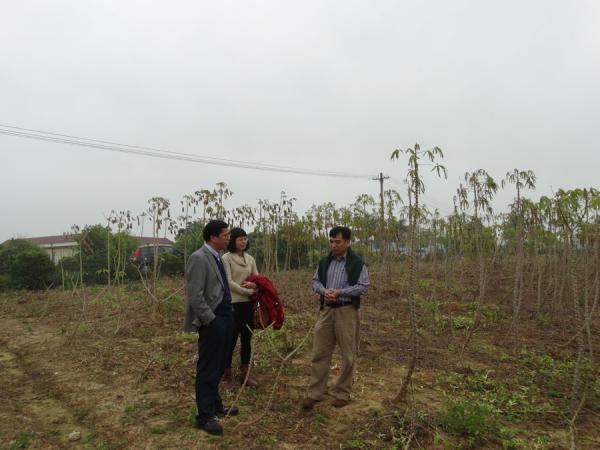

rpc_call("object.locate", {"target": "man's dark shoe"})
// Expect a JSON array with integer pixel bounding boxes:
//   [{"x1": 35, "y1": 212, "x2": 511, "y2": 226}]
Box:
[
  {"x1": 196, "y1": 418, "x2": 223, "y2": 436},
  {"x1": 216, "y1": 405, "x2": 239, "y2": 417},
  {"x1": 331, "y1": 398, "x2": 350, "y2": 408},
  {"x1": 301, "y1": 397, "x2": 319, "y2": 411}
]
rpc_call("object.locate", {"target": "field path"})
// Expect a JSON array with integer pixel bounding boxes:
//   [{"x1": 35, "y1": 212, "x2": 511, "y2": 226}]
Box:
[{"x1": 0, "y1": 317, "x2": 216, "y2": 449}]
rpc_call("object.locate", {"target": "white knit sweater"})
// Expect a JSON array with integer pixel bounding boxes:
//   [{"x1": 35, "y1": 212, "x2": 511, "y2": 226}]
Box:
[{"x1": 222, "y1": 252, "x2": 259, "y2": 303}]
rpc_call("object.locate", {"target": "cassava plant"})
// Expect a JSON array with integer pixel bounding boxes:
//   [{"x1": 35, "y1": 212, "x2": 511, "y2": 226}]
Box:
[
  {"x1": 502, "y1": 169, "x2": 536, "y2": 334},
  {"x1": 391, "y1": 143, "x2": 446, "y2": 404}
]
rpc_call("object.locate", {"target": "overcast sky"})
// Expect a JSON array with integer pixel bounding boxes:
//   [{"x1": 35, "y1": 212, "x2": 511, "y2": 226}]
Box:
[{"x1": 1, "y1": 0, "x2": 599, "y2": 242}]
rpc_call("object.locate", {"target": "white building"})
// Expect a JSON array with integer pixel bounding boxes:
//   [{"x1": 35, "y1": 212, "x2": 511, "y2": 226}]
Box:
[
  {"x1": 2, "y1": 235, "x2": 174, "y2": 264},
  {"x1": 27, "y1": 235, "x2": 78, "y2": 264}
]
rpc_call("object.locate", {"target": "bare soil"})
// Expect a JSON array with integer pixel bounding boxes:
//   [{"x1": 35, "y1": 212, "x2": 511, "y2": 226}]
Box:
[{"x1": 1, "y1": 266, "x2": 599, "y2": 449}]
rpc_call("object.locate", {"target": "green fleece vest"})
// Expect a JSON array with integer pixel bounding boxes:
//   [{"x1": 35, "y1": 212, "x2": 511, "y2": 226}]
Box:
[{"x1": 317, "y1": 247, "x2": 364, "y2": 309}]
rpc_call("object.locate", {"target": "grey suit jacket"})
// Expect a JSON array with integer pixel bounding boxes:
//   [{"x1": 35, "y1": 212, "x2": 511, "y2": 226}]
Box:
[{"x1": 183, "y1": 244, "x2": 226, "y2": 332}]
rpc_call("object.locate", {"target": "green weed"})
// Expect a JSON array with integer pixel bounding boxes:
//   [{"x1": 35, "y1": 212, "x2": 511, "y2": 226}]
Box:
[
  {"x1": 187, "y1": 406, "x2": 197, "y2": 426},
  {"x1": 9, "y1": 432, "x2": 32, "y2": 450},
  {"x1": 168, "y1": 409, "x2": 184, "y2": 423},
  {"x1": 312, "y1": 412, "x2": 323, "y2": 431},
  {"x1": 285, "y1": 366, "x2": 300, "y2": 376},
  {"x1": 85, "y1": 431, "x2": 98, "y2": 443},
  {"x1": 440, "y1": 371, "x2": 550, "y2": 423},
  {"x1": 452, "y1": 316, "x2": 475, "y2": 330},
  {"x1": 438, "y1": 399, "x2": 495, "y2": 445}
]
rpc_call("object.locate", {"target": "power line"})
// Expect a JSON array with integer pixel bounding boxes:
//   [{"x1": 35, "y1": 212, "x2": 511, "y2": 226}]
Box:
[{"x1": 0, "y1": 124, "x2": 376, "y2": 179}]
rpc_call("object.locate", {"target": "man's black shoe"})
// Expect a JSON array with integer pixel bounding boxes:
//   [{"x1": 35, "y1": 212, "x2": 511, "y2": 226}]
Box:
[
  {"x1": 196, "y1": 418, "x2": 223, "y2": 436},
  {"x1": 216, "y1": 405, "x2": 239, "y2": 417}
]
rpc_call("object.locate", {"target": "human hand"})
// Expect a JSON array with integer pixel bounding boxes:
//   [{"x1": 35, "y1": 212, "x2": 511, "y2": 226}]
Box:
[
  {"x1": 241, "y1": 281, "x2": 257, "y2": 289},
  {"x1": 324, "y1": 289, "x2": 339, "y2": 303}
]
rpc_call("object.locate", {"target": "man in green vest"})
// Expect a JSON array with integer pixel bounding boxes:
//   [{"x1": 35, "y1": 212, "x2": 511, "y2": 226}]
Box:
[{"x1": 302, "y1": 226, "x2": 370, "y2": 410}]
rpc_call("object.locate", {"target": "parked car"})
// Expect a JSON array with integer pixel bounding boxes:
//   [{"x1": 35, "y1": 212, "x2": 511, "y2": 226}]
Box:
[{"x1": 130, "y1": 244, "x2": 183, "y2": 273}]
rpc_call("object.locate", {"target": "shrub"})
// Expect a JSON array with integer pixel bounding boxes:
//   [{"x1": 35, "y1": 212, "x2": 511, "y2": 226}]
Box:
[
  {"x1": 10, "y1": 247, "x2": 57, "y2": 290},
  {"x1": 0, "y1": 239, "x2": 57, "y2": 290},
  {"x1": 124, "y1": 263, "x2": 142, "y2": 280},
  {"x1": 67, "y1": 225, "x2": 140, "y2": 284},
  {"x1": 59, "y1": 255, "x2": 80, "y2": 272},
  {"x1": 0, "y1": 274, "x2": 10, "y2": 291},
  {"x1": 0, "y1": 239, "x2": 36, "y2": 274},
  {"x1": 158, "y1": 253, "x2": 184, "y2": 277}
]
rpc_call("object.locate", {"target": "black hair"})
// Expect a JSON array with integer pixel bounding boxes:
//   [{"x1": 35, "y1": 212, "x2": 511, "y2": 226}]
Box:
[
  {"x1": 202, "y1": 220, "x2": 229, "y2": 242},
  {"x1": 227, "y1": 227, "x2": 249, "y2": 252},
  {"x1": 329, "y1": 226, "x2": 351, "y2": 240}
]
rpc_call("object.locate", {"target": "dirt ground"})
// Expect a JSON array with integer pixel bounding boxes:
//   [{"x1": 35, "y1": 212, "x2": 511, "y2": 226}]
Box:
[{"x1": 1, "y1": 266, "x2": 599, "y2": 449}]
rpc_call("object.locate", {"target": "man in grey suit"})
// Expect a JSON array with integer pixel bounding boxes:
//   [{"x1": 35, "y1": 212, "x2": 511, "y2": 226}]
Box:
[{"x1": 184, "y1": 220, "x2": 238, "y2": 435}]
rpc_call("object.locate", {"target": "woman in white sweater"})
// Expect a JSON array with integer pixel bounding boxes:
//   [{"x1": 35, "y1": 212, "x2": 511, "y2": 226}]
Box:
[{"x1": 221, "y1": 228, "x2": 260, "y2": 388}]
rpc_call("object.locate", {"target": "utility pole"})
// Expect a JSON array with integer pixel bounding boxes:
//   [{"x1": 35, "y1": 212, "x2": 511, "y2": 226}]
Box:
[{"x1": 373, "y1": 172, "x2": 389, "y2": 257}]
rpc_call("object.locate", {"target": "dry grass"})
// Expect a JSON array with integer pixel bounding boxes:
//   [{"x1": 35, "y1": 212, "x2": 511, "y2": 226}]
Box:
[{"x1": 1, "y1": 263, "x2": 599, "y2": 449}]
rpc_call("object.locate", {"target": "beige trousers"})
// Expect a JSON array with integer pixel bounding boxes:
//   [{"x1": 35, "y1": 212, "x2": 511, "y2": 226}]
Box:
[{"x1": 307, "y1": 305, "x2": 359, "y2": 401}]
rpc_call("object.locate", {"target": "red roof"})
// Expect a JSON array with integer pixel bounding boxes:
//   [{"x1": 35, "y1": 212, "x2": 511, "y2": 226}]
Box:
[
  {"x1": 2, "y1": 235, "x2": 173, "y2": 246},
  {"x1": 26, "y1": 235, "x2": 77, "y2": 245}
]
